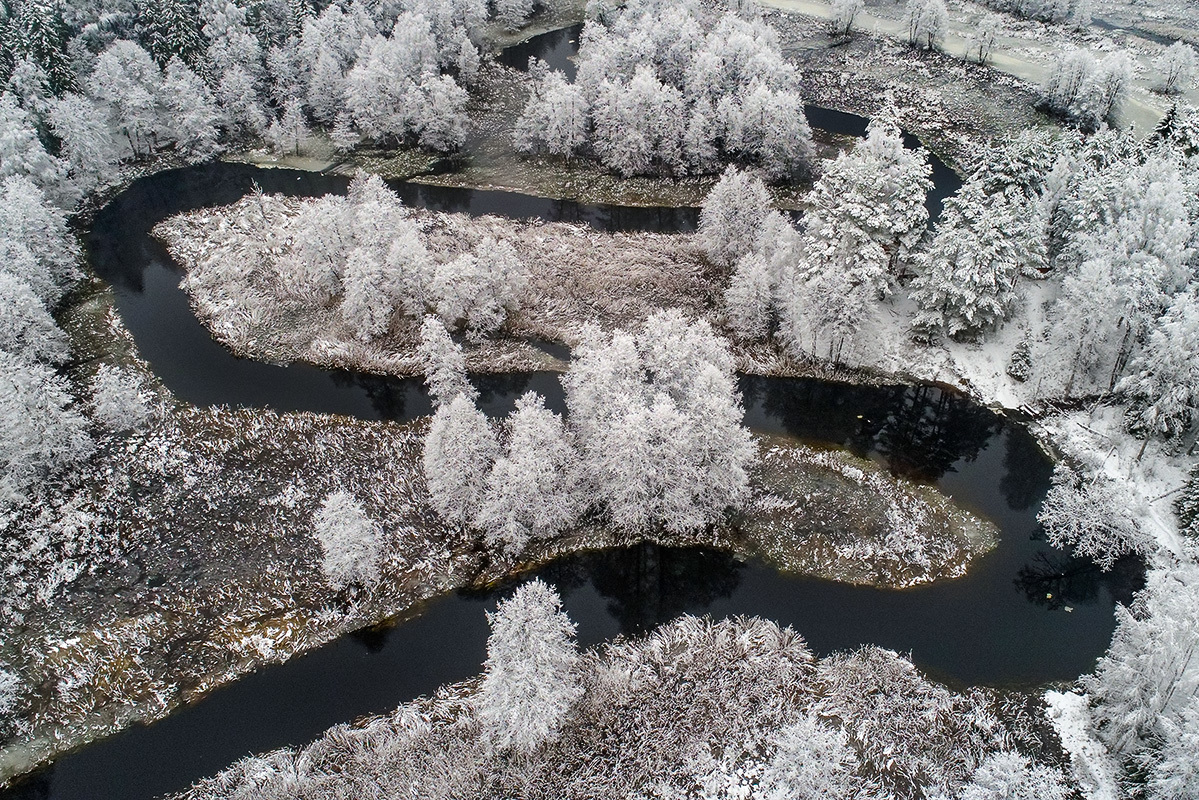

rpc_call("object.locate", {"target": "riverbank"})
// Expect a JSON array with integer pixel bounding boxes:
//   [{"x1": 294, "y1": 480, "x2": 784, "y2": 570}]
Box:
[{"x1": 176, "y1": 616, "x2": 1065, "y2": 800}]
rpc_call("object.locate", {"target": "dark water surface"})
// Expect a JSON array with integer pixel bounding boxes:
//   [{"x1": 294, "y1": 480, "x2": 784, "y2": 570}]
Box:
[{"x1": 3, "y1": 72, "x2": 1106, "y2": 800}]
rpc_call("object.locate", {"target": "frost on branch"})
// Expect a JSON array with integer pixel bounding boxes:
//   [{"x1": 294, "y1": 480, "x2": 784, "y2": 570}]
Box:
[
  {"x1": 956, "y1": 751, "x2": 1068, "y2": 800},
  {"x1": 417, "y1": 315, "x2": 477, "y2": 408},
  {"x1": 312, "y1": 490, "x2": 383, "y2": 590},
  {"x1": 1037, "y1": 464, "x2": 1151, "y2": 570},
  {"x1": 475, "y1": 579, "x2": 582, "y2": 755},
  {"x1": 758, "y1": 713, "x2": 858, "y2": 800}
]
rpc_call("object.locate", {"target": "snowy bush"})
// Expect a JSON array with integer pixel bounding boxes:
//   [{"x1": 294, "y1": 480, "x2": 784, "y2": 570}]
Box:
[
  {"x1": 1037, "y1": 464, "x2": 1151, "y2": 570},
  {"x1": 475, "y1": 579, "x2": 582, "y2": 755},
  {"x1": 957, "y1": 752, "x2": 1067, "y2": 800},
  {"x1": 474, "y1": 391, "x2": 581, "y2": 557},
  {"x1": 90, "y1": 364, "x2": 154, "y2": 432},
  {"x1": 422, "y1": 394, "x2": 498, "y2": 526},
  {"x1": 758, "y1": 714, "x2": 858, "y2": 800},
  {"x1": 312, "y1": 491, "x2": 384, "y2": 590},
  {"x1": 0, "y1": 350, "x2": 94, "y2": 502}
]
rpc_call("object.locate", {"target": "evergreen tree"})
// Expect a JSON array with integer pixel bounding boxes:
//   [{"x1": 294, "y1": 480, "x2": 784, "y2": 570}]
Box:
[
  {"x1": 1118, "y1": 290, "x2": 1199, "y2": 437},
  {"x1": 8, "y1": 0, "x2": 76, "y2": 94},
  {"x1": 140, "y1": 0, "x2": 204, "y2": 68},
  {"x1": 475, "y1": 579, "x2": 582, "y2": 755},
  {"x1": 910, "y1": 182, "x2": 1044, "y2": 339}
]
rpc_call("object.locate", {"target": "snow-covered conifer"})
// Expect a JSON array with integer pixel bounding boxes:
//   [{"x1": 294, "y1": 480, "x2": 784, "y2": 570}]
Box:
[
  {"x1": 1154, "y1": 41, "x2": 1196, "y2": 95},
  {"x1": 89, "y1": 364, "x2": 153, "y2": 431},
  {"x1": 140, "y1": 0, "x2": 204, "y2": 67},
  {"x1": 455, "y1": 34, "x2": 480, "y2": 85},
  {"x1": 496, "y1": 0, "x2": 535, "y2": 31},
  {"x1": 758, "y1": 715, "x2": 857, "y2": 800},
  {"x1": 475, "y1": 391, "x2": 579, "y2": 556},
  {"x1": 9, "y1": 0, "x2": 77, "y2": 95},
  {"x1": 475, "y1": 579, "x2": 582, "y2": 754},
  {"x1": 312, "y1": 490, "x2": 383, "y2": 589},
  {"x1": 422, "y1": 393, "x2": 497, "y2": 525},
  {"x1": 1146, "y1": 697, "x2": 1199, "y2": 800},
  {"x1": 910, "y1": 182, "x2": 1043, "y2": 338}
]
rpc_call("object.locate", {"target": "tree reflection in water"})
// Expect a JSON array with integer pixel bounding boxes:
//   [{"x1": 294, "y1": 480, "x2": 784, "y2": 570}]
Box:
[{"x1": 1014, "y1": 551, "x2": 1144, "y2": 611}]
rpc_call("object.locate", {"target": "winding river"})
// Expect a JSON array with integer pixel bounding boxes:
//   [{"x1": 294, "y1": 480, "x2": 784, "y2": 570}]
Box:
[{"x1": 3, "y1": 37, "x2": 1134, "y2": 800}]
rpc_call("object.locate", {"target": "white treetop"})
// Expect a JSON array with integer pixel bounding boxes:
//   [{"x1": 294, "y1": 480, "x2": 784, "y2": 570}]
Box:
[
  {"x1": 422, "y1": 393, "x2": 498, "y2": 525},
  {"x1": 758, "y1": 714, "x2": 858, "y2": 800},
  {"x1": 475, "y1": 391, "x2": 581, "y2": 556},
  {"x1": 417, "y1": 315, "x2": 477, "y2": 408},
  {"x1": 958, "y1": 752, "x2": 1068, "y2": 800},
  {"x1": 475, "y1": 579, "x2": 583, "y2": 754},
  {"x1": 312, "y1": 490, "x2": 384, "y2": 590}
]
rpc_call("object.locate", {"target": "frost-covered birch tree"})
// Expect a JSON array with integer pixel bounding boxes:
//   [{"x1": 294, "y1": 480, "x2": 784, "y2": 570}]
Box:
[{"x1": 1153, "y1": 42, "x2": 1197, "y2": 95}]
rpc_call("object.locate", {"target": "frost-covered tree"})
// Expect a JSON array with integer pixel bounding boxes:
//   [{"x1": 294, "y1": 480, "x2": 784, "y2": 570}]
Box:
[
  {"x1": 495, "y1": 0, "x2": 535, "y2": 31},
  {"x1": 0, "y1": 92, "x2": 73, "y2": 206},
  {"x1": 514, "y1": 69, "x2": 590, "y2": 159},
  {"x1": 829, "y1": 0, "x2": 864, "y2": 38},
  {"x1": 47, "y1": 93, "x2": 121, "y2": 193},
  {"x1": 1083, "y1": 564, "x2": 1199, "y2": 757},
  {"x1": 86, "y1": 40, "x2": 165, "y2": 159},
  {"x1": 1153, "y1": 41, "x2": 1197, "y2": 95},
  {"x1": 0, "y1": 176, "x2": 79, "y2": 304},
  {"x1": 89, "y1": 364, "x2": 153, "y2": 431},
  {"x1": 910, "y1": 181, "x2": 1044, "y2": 339},
  {"x1": 0, "y1": 667, "x2": 20, "y2": 732},
  {"x1": 429, "y1": 236, "x2": 527, "y2": 339},
  {"x1": 1041, "y1": 48, "x2": 1132, "y2": 129},
  {"x1": 475, "y1": 579, "x2": 583, "y2": 755},
  {"x1": 0, "y1": 350, "x2": 93, "y2": 501},
  {"x1": 0, "y1": 271, "x2": 68, "y2": 363},
  {"x1": 312, "y1": 490, "x2": 383, "y2": 589},
  {"x1": 905, "y1": 0, "x2": 948, "y2": 50},
  {"x1": 341, "y1": 248, "x2": 397, "y2": 340},
  {"x1": 344, "y1": 14, "x2": 438, "y2": 141},
  {"x1": 414, "y1": 74, "x2": 469, "y2": 152},
  {"x1": 758, "y1": 715, "x2": 858, "y2": 800},
  {"x1": 267, "y1": 98, "x2": 310, "y2": 154},
  {"x1": 564, "y1": 311, "x2": 756, "y2": 532},
  {"x1": 305, "y1": 47, "x2": 346, "y2": 125},
  {"x1": 1118, "y1": 291, "x2": 1199, "y2": 437},
  {"x1": 1037, "y1": 464, "x2": 1149, "y2": 569},
  {"x1": 417, "y1": 315, "x2": 476, "y2": 407},
  {"x1": 161, "y1": 58, "x2": 221, "y2": 160},
  {"x1": 1146, "y1": 697, "x2": 1199, "y2": 800},
  {"x1": 724, "y1": 251, "x2": 774, "y2": 340},
  {"x1": 422, "y1": 393, "x2": 498, "y2": 525},
  {"x1": 475, "y1": 391, "x2": 580, "y2": 557},
  {"x1": 215, "y1": 65, "x2": 269, "y2": 139},
  {"x1": 959, "y1": 752, "x2": 1068, "y2": 800},
  {"x1": 698, "y1": 167, "x2": 776, "y2": 267},
  {"x1": 968, "y1": 15, "x2": 1001, "y2": 64}
]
